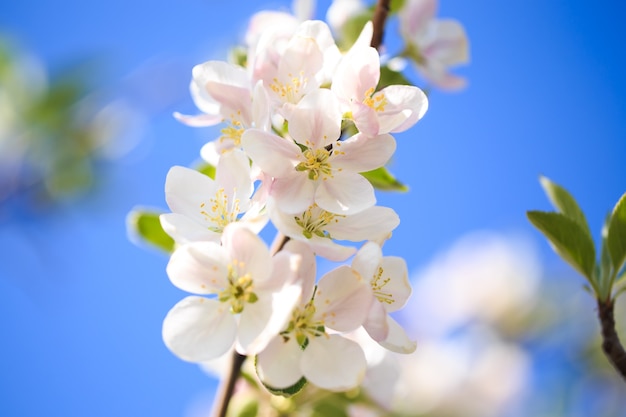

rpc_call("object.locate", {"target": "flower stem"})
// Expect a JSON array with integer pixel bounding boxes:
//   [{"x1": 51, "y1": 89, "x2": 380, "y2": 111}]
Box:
[
  {"x1": 211, "y1": 350, "x2": 247, "y2": 417},
  {"x1": 371, "y1": 0, "x2": 391, "y2": 51},
  {"x1": 597, "y1": 297, "x2": 626, "y2": 382}
]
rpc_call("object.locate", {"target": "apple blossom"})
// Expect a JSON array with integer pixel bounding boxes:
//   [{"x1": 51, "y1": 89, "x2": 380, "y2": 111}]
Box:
[
  {"x1": 160, "y1": 149, "x2": 267, "y2": 245},
  {"x1": 256, "y1": 263, "x2": 372, "y2": 391},
  {"x1": 162, "y1": 224, "x2": 303, "y2": 362},
  {"x1": 352, "y1": 241, "x2": 416, "y2": 353},
  {"x1": 399, "y1": 0, "x2": 470, "y2": 90}
]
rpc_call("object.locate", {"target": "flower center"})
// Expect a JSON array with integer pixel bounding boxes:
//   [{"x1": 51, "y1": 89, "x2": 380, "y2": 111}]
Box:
[
  {"x1": 295, "y1": 148, "x2": 333, "y2": 180},
  {"x1": 371, "y1": 266, "x2": 394, "y2": 305},
  {"x1": 218, "y1": 261, "x2": 257, "y2": 314},
  {"x1": 294, "y1": 205, "x2": 343, "y2": 239},
  {"x1": 270, "y1": 72, "x2": 307, "y2": 104},
  {"x1": 199, "y1": 187, "x2": 241, "y2": 233},
  {"x1": 363, "y1": 87, "x2": 387, "y2": 112},
  {"x1": 281, "y1": 301, "x2": 326, "y2": 346}
]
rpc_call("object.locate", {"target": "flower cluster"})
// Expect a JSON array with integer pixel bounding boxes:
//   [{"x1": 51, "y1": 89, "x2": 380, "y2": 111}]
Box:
[{"x1": 131, "y1": 0, "x2": 468, "y2": 400}]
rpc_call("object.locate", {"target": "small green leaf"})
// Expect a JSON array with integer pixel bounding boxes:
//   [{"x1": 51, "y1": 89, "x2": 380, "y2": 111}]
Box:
[
  {"x1": 378, "y1": 65, "x2": 413, "y2": 90},
  {"x1": 539, "y1": 175, "x2": 591, "y2": 236},
  {"x1": 236, "y1": 398, "x2": 258, "y2": 417},
  {"x1": 194, "y1": 161, "x2": 216, "y2": 179},
  {"x1": 607, "y1": 192, "x2": 626, "y2": 275},
  {"x1": 361, "y1": 166, "x2": 408, "y2": 192},
  {"x1": 338, "y1": 12, "x2": 372, "y2": 50},
  {"x1": 127, "y1": 208, "x2": 175, "y2": 253},
  {"x1": 527, "y1": 210, "x2": 596, "y2": 284},
  {"x1": 261, "y1": 376, "x2": 307, "y2": 398}
]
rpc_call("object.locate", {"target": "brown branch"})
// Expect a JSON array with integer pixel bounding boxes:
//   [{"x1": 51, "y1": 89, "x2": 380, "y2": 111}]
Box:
[
  {"x1": 597, "y1": 297, "x2": 626, "y2": 382},
  {"x1": 211, "y1": 350, "x2": 247, "y2": 417},
  {"x1": 371, "y1": 0, "x2": 391, "y2": 51}
]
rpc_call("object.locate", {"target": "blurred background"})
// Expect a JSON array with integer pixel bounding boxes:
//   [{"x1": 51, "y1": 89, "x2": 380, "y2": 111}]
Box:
[{"x1": 1, "y1": 0, "x2": 625, "y2": 416}]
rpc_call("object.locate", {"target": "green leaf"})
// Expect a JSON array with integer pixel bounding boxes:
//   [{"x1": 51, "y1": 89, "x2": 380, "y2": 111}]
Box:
[
  {"x1": 527, "y1": 210, "x2": 597, "y2": 284},
  {"x1": 236, "y1": 398, "x2": 258, "y2": 417},
  {"x1": 378, "y1": 65, "x2": 414, "y2": 90},
  {"x1": 261, "y1": 376, "x2": 307, "y2": 398},
  {"x1": 539, "y1": 175, "x2": 591, "y2": 236},
  {"x1": 389, "y1": 0, "x2": 407, "y2": 14},
  {"x1": 127, "y1": 208, "x2": 175, "y2": 253},
  {"x1": 607, "y1": 192, "x2": 626, "y2": 275},
  {"x1": 194, "y1": 161, "x2": 216, "y2": 179},
  {"x1": 338, "y1": 12, "x2": 372, "y2": 50},
  {"x1": 361, "y1": 166, "x2": 408, "y2": 192}
]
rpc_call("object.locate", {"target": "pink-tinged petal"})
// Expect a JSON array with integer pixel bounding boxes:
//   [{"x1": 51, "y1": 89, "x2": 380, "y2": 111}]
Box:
[
  {"x1": 351, "y1": 103, "x2": 380, "y2": 136},
  {"x1": 271, "y1": 175, "x2": 316, "y2": 214},
  {"x1": 245, "y1": 11, "x2": 299, "y2": 47},
  {"x1": 206, "y1": 82, "x2": 252, "y2": 125},
  {"x1": 301, "y1": 335, "x2": 367, "y2": 391},
  {"x1": 363, "y1": 300, "x2": 390, "y2": 342},
  {"x1": 326, "y1": 0, "x2": 367, "y2": 35},
  {"x1": 216, "y1": 149, "x2": 253, "y2": 209},
  {"x1": 162, "y1": 296, "x2": 236, "y2": 362},
  {"x1": 378, "y1": 315, "x2": 416, "y2": 353},
  {"x1": 352, "y1": 241, "x2": 383, "y2": 280},
  {"x1": 192, "y1": 60, "x2": 250, "y2": 91},
  {"x1": 173, "y1": 111, "x2": 222, "y2": 127},
  {"x1": 256, "y1": 337, "x2": 304, "y2": 389},
  {"x1": 423, "y1": 20, "x2": 469, "y2": 67},
  {"x1": 221, "y1": 224, "x2": 271, "y2": 284},
  {"x1": 419, "y1": 63, "x2": 467, "y2": 90},
  {"x1": 307, "y1": 238, "x2": 357, "y2": 262},
  {"x1": 315, "y1": 265, "x2": 373, "y2": 332},
  {"x1": 286, "y1": 89, "x2": 342, "y2": 148},
  {"x1": 329, "y1": 206, "x2": 399, "y2": 242},
  {"x1": 257, "y1": 250, "x2": 299, "y2": 291},
  {"x1": 332, "y1": 45, "x2": 380, "y2": 102},
  {"x1": 275, "y1": 36, "x2": 324, "y2": 103},
  {"x1": 295, "y1": 20, "x2": 342, "y2": 83},
  {"x1": 332, "y1": 133, "x2": 396, "y2": 173},
  {"x1": 251, "y1": 80, "x2": 271, "y2": 131},
  {"x1": 238, "y1": 283, "x2": 303, "y2": 355},
  {"x1": 377, "y1": 85, "x2": 428, "y2": 133},
  {"x1": 377, "y1": 256, "x2": 411, "y2": 312},
  {"x1": 165, "y1": 166, "x2": 217, "y2": 221},
  {"x1": 166, "y1": 242, "x2": 229, "y2": 293},
  {"x1": 241, "y1": 129, "x2": 300, "y2": 177},
  {"x1": 189, "y1": 79, "x2": 220, "y2": 115},
  {"x1": 315, "y1": 171, "x2": 375, "y2": 215},
  {"x1": 160, "y1": 213, "x2": 221, "y2": 245},
  {"x1": 400, "y1": 0, "x2": 437, "y2": 38}
]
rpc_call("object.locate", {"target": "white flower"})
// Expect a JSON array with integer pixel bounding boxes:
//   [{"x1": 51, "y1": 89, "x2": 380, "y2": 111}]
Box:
[
  {"x1": 352, "y1": 242, "x2": 416, "y2": 353},
  {"x1": 269, "y1": 201, "x2": 399, "y2": 261},
  {"x1": 162, "y1": 224, "x2": 302, "y2": 362},
  {"x1": 256, "y1": 263, "x2": 373, "y2": 391},
  {"x1": 399, "y1": 0, "x2": 470, "y2": 90},
  {"x1": 243, "y1": 89, "x2": 397, "y2": 215},
  {"x1": 160, "y1": 149, "x2": 267, "y2": 245}
]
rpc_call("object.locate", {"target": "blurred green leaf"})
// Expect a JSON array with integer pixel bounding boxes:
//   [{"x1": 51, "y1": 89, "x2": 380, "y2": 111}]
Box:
[
  {"x1": 607, "y1": 192, "x2": 626, "y2": 275},
  {"x1": 527, "y1": 210, "x2": 597, "y2": 285},
  {"x1": 389, "y1": 0, "x2": 407, "y2": 14},
  {"x1": 378, "y1": 64, "x2": 414, "y2": 90},
  {"x1": 127, "y1": 209, "x2": 175, "y2": 253},
  {"x1": 236, "y1": 398, "x2": 258, "y2": 417},
  {"x1": 361, "y1": 166, "x2": 408, "y2": 192},
  {"x1": 194, "y1": 161, "x2": 217, "y2": 179},
  {"x1": 260, "y1": 376, "x2": 307, "y2": 398},
  {"x1": 338, "y1": 12, "x2": 372, "y2": 50},
  {"x1": 539, "y1": 175, "x2": 591, "y2": 237}
]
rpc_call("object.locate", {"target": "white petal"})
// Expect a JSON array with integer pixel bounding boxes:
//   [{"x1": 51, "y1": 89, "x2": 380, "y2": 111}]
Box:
[
  {"x1": 160, "y1": 213, "x2": 220, "y2": 245},
  {"x1": 352, "y1": 241, "x2": 382, "y2": 280},
  {"x1": 256, "y1": 337, "x2": 304, "y2": 389},
  {"x1": 315, "y1": 265, "x2": 372, "y2": 332},
  {"x1": 315, "y1": 171, "x2": 375, "y2": 215},
  {"x1": 378, "y1": 256, "x2": 411, "y2": 312},
  {"x1": 332, "y1": 133, "x2": 396, "y2": 173},
  {"x1": 286, "y1": 89, "x2": 342, "y2": 148},
  {"x1": 283, "y1": 240, "x2": 317, "y2": 301},
  {"x1": 216, "y1": 149, "x2": 254, "y2": 209},
  {"x1": 164, "y1": 165, "x2": 217, "y2": 221},
  {"x1": 271, "y1": 175, "x2": 316, "y2": 214},
  {"x1": 221, "y1": 224, "x2": 271, "y2": 284},
  {"x1": 363, "y1": 301, "x2": 389, "y2": 342},
  {"x1": 173, "y1": 112, "x2": 222, "y2": 127},
  {"x1": 166, "y1": 242, "x2": 229, "y2": 294},
  {"x1": 301, "y1": 335, "x2": 366, "y2": 391},
  {"x1": 241, "y1": 129, "x2": 300, "y2": 177},
  {"x1": 329, "y1": 206, "x2": 399, "y2": 242},
  {"x1": 377, "y1": 85, "x2": 428, "y2": 133},
  {"x1": 377, "y1": 315, "x2": 416, "y2": 354},
  {"x1": 162, "y1": 296, "x2": 236, "y2": 362}
]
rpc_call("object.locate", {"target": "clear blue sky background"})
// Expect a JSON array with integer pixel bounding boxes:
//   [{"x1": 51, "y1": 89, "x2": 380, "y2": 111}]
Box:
[{"x1": 1, "y1": 1, "x2": 625, "y2": 416}]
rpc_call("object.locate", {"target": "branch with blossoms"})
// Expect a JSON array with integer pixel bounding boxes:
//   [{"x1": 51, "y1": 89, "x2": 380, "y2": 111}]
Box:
[{"x1": 128, "y1": 0, "x2": 470, "y2": 416}]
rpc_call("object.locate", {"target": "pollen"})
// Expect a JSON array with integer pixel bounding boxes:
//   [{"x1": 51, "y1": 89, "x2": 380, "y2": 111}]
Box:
[
  {"x1": 199, "y1": 187, "x2": 241, "y2": 233},
  {"x1": 362, "y1": 87, "x2": 387, "y2": 112},
  {"x1": 371, "y1": 266, "x2": 394, "y2": 305}
]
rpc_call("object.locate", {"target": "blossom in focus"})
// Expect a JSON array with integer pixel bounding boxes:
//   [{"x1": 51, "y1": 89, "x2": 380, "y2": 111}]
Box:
[
  {"x1": 160, "y1": 149, "x2": 267, "y2": 245},
  {"x1": 162, "y1": 224, "x2": 302, "y2": 362},
  {"x1": 352, "y1": 242, "x2": 416, "y2": 353},
  {"x1": 256, "y1": 262, "x2": 372, "y2": 391},
  {"x1": 332, "y1": 22, "x2": 429, "y2": 136},
  {"x1": 399, "y1": 0, "x2": 469, "y2": 90},
  {"x1": 269, "y1": 201, "x2": 399, "y2": 261}
]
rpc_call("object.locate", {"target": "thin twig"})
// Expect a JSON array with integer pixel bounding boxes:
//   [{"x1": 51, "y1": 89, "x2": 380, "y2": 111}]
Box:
[
  {"x1": 211, "y1": 350, "x2": 247, "y2": 417},
  {"x1": 597, "y1": 297, "x2": 626, "y2": 382},
  {"x1": 371, "y1": 0, "x2": 391, "y2": 51}
]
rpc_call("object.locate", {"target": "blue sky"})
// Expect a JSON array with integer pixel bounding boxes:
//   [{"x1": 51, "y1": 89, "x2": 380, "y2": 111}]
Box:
[{"x1": 1, "y1": 1, "x2": 626, "y2": 416}]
